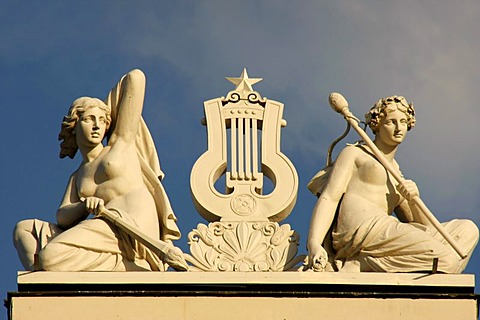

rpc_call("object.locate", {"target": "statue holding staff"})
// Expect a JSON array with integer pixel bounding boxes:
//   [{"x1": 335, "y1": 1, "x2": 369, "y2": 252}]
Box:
[
  {"x1": 13, "y1": 69, "x2": 185, "y2": 271},
  {"x1": 307, "y1": 94, "x2": 478, "y2": 273}
]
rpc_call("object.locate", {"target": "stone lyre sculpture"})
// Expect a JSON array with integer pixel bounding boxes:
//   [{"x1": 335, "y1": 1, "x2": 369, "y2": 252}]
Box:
[
  {"x1": 13, "y1": 69, "x2": 188, "y2": 272},
  {"x1": 306, "y1": 93, "x2": 478, "y2": 273},
  {"x1": 187, "y1": 69, "x2": 303, "y2": 271}
]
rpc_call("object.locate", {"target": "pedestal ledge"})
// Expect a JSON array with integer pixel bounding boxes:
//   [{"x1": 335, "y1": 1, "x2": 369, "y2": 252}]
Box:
[
  {"x1": 8, "y1": 272, "x2": 478, "y2": 320},
  {"x1": 16, "y1": 270, "x2": 474, "y2": 285},
  {"x1": 15, "y1": 271, "x2": 475, "y2": 294}
]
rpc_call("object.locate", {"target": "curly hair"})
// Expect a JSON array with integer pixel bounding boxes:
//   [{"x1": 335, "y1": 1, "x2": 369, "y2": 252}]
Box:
[
  {"x1": 365, "y1": 95, "x2": 416, "y2": 133},
  {"x1": 58, "y1": 97, "x2": 111, "y2": 159}
]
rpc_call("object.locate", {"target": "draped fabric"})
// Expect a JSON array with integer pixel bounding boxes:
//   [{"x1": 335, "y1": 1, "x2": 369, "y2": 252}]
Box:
[
  {"x1": 332, "y1": 215, "x2": 478, "y2": 273},
  {"x1": 35, "y1": 213, "x2": 162, "y2": 271},
  {"x1": 104, "y1": 75, "x2": 180, "y2": 242},
  {"x1": 35, "y1": 72, "x2": 180, "y2": 271}
]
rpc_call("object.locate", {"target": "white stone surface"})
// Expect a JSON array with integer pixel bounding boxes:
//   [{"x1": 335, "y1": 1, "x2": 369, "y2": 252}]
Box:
[
  {"x1": 307, "y1": 94, "x2": 479, "y2": 273},
  {"x1": 190, "y1": 69, "x2": 298, "y2": 223},
  {"x1": 17, "y1": 271, "x2": 475, "y2": 288},
  {"x1": 184, "y1": 221, "x2": 304, "y2": 271},
  {"x1": 13, "y1": 69, "x2": 182, "y2": 272},
  {"x1": 9, "y1": 296, "x2": 477, "y2": 320},
  {"x1": 12, "y1": 272, "x2": 476, "y2": 319},
  {"x1": 188, "y1": 69, "x2": 301, "y2": 271}
]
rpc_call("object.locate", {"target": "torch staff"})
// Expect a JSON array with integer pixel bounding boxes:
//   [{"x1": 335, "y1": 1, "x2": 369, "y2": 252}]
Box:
[
  {"x1": 328, "y1": 92, "x2": 467, "y2": 259},
  {"x1": 81, "y1": 197, "x2": 189, "y2": 271}
]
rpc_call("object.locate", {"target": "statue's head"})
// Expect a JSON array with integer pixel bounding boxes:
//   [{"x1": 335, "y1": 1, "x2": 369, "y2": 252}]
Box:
[
  {"x1": 59, "y1": 97, "x2": 111, "y2": 159},
  {"x1": 365, "y1": 95, "x2": 416, "y2": 134}
]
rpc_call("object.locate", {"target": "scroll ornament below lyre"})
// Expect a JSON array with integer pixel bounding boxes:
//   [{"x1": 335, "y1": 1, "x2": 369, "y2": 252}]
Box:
[{"x1": 184, "y1": 221, "x2": 305, "y2": 272}]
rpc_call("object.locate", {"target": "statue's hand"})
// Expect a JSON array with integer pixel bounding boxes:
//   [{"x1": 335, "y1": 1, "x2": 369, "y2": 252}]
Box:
[
  {"x1": 81, "y1": 197, "x2": 105, "y2": 216},
  {"x1": 396, "y1": 180, "x2": 419, "y2": 201},
  {"x1": 306, "y1": 242, "x2": 328, "y2": 272}
]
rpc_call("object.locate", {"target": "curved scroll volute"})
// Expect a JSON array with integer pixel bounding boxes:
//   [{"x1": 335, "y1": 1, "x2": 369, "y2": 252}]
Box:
[{"x1": 190, "y1": 88, "x2": 298, "y2": 222}]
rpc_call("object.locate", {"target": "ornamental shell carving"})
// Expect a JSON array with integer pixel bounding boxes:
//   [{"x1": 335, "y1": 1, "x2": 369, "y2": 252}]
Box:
[{"x1": 184, "y1": 221, "x2": 305, "y2": 271}]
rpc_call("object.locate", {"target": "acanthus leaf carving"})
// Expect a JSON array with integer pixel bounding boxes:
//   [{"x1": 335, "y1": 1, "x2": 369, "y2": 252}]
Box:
[{"x1": 184, "y1": 221, "x2": 305, "y2": 272}]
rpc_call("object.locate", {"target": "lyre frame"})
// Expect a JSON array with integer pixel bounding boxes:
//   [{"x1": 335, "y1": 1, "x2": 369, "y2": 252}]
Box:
[{"x1": 190, "y1": 90, "x2": 298, "y2": 222}]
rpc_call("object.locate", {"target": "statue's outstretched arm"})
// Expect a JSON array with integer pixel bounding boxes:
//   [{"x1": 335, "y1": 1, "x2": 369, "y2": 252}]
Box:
[
  {"x1": 56, "y1": 172, "x2": 86, "y2": 229},
  {"x1": 108, "y1": 69, "x2": 146, "y2": 145},
  {"x1": 307, "y1": 146, "x2": 356, "y2": 266}
]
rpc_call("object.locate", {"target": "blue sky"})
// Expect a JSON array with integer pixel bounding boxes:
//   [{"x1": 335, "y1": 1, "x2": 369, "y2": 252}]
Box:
[{"x1": 2, "y1": 1, "x2": 480, "y2": 316}]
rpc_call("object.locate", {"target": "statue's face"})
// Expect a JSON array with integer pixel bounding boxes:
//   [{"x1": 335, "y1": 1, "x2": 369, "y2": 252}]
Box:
[
  {"x1": 376, "y1": 106, "x2": 408, "y2": 146},
  {"x1": 74, "y1": 106, "x2": 108, "y2": 148}
]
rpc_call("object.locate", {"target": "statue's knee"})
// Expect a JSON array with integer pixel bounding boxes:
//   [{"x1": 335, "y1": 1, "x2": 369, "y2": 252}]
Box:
[
  {"x1": 13, "y1": 219, "x2": 34, "y2": 244},
  {"x1": 38, "y1": 243, "x2": 65, "y2": 271},
  {"x1": 462, "y1": 220, "x2": 479, "y2": 243}
]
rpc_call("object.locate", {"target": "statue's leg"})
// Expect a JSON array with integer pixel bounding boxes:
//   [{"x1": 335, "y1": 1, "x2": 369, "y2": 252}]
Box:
[
  {"x1": 13, "y1": 219, "x2": 61, "y2": 271},
  {"x1": 372, "y1": 219, "x2": 479, "y2": 273},
  {"x1": 435, "y1": 219, "x2": 479, "y2": 273},
  {"x1": 38, "y1": 218, "x2": 152, "y2": 271},
  {"x1": 39, "y1": 241, "x2": 121, "y2": 271},
  {"x1": 13, "y1": 220, "x2": 38, "y2": 271},
  {"x1": 114, "y1": 257, "x2": 151, "y2": 271},
  {"x1": 40, "y1": 238, "x2": 151, "y2": 271},
  {"x1": 350, "y1": 218, "x2": 468, "y2": 273},
  {"x1": 339, "y1": 258, "x2": 361, "y2": 272}
]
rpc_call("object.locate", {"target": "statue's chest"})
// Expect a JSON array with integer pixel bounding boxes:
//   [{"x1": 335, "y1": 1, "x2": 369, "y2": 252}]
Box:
[
  {"x1": 76, "y1": 155, "x2": 124, "y2": 197},
  {"x1": 356, "y1": 157, "x2": 401, "y2": 209},
  {"x1": 357, "y1": 159, "x2": 390, "y2": 185}
]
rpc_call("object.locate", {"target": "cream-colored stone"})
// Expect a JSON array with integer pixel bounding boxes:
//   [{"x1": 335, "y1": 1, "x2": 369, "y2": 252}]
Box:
[
  {"x1": 16, "y1": 271, "x2": 476, "y2": 288},
  {"x1": 307, "y1": 94, "x2": 479, "y2": 273},
  {"x1": 13, "y1": 272, "x2": 477, "y2": 320},
  {"x1": 184, "y1": 221, "x2": 303, "y2": 271},
  {"x1": 190, "y1": 68, "x2": 298, "y2": 223},
  {"x1": 12, "y1": 69, "x2": 183, "y2": 272},
  {"x1": 12, "y1": 272, "x2": 476, "y2": 319},
  {"x1": 10, "y1": 296, "x2": 477, "y2": 320},
  {"x1": 189, "y1": 69, "x2": 302, "y2": 271}
]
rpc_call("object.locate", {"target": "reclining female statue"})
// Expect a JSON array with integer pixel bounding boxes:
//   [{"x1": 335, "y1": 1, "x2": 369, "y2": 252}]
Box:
[
  {"x1": 13, "y1": 69, "x2": 181, "y2": 271},
  {"x1": 307, "y1": 95, "x2": 478, "y2": 273}
]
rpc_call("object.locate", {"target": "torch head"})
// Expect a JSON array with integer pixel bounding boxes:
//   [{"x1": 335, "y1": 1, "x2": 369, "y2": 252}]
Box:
[{"x1": 329, "y1": 92, "x2": 349, "y2": 114}]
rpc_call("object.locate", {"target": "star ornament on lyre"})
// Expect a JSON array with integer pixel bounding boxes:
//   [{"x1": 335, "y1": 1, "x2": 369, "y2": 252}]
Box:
[{"x1": 226, "y1": 68, "x2": 263, "y2": 92}]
